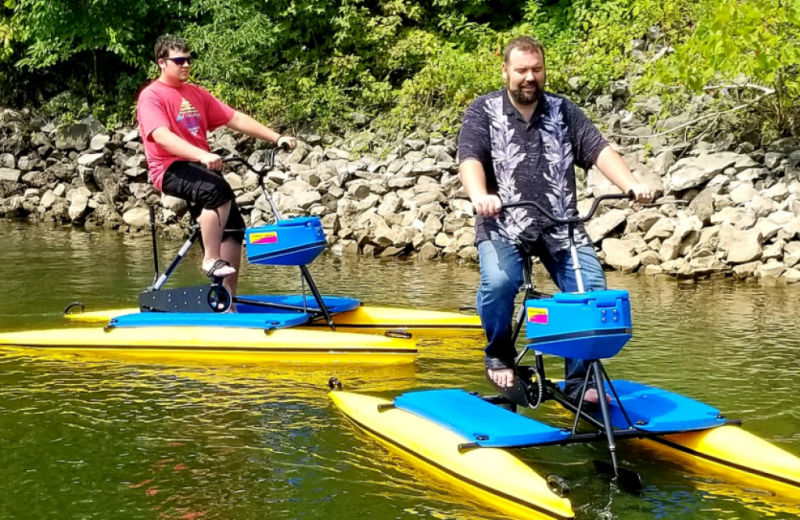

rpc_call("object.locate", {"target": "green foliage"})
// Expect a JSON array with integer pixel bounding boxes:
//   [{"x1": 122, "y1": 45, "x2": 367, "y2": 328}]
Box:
[
  {"x1": 652, "y1": 0, "x2": 800, "y2": 92},
  {"x1": 13, "y1": 0, "x2": 191, "y2": 69},
  {"x1": 2, "y1": 0, "x2": 799, "y2": 135},
  {"x1": 0, "y1": 1, "x2": 19, "y2": 63},
  {"x1": 642, "y1": 0, "x2": 800, "y2": 135}
]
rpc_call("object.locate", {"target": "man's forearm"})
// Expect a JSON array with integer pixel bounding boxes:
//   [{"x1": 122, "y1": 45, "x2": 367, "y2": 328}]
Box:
[
  {"x1": 227, "y1": 112, "x2": 280, "y2": 144},
  {"x1": 594, "y1": 146, "x2": 638, "y2": 193},
  {"x1": 460, "y1": 160, "x2": 490, "y2": 201},
  {"x1": 151, "y1": 127, "x2": 208, "y2": 162}
]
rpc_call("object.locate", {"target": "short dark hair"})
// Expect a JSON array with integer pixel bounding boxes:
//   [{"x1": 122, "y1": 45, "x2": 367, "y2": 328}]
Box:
[
  {"x1": 504, "y1": 36, "x2": 545, "y2": 63},
  {"x1": 154, "y1": 34, "x2": 190, "y2": 62}
]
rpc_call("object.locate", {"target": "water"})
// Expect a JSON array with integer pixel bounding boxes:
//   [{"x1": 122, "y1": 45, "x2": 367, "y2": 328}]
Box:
[{"x1": 0, "y1": 220, "x2": 799, "y2": 519}]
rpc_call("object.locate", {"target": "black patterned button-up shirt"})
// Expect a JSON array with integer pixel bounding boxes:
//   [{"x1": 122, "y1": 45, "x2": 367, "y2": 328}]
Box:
[{"x1": 458, "y1": 89, "x2": 608, "y2": 254}]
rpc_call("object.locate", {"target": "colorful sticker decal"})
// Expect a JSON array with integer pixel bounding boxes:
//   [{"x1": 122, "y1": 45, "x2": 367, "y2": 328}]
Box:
[
  {"x1": 250, "y1": 232, "x2": 278, "y2": 244},
  {"x1": 527, "y1": 307, "x2": 549, "y2": 325}
]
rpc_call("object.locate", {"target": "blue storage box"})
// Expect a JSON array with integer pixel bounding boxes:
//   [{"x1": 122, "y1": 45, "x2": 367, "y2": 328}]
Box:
[
  {"x1": 246, "y1": 217, "x2": 327, "y2": 266},
  {"x1": 525, "y1": 290, "x2": 632, "y2": 360}
]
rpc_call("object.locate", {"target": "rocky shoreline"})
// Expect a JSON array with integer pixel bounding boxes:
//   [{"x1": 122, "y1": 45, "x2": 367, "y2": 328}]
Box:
[{"x1": 1, "y1": 103, "x2": 799, "y2": 284}]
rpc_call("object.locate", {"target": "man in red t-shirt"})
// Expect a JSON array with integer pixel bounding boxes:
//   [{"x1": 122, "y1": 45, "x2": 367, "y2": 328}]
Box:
[{"x1": 137, "y1": 34, "x2": 296, "y2": 305}]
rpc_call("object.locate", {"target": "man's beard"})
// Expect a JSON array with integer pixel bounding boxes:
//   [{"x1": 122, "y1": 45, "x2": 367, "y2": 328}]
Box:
[{"x1": 509, "y1": 81, "x2": 542, "y2": 105}]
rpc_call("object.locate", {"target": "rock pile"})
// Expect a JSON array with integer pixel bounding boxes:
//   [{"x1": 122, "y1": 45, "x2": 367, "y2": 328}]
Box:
[
  {"x1": 586, "y1": 140, "x2": 800, "y2": 284},
  {"x1": 1, "y1": 102, "x2": 799, "y2": 284}
]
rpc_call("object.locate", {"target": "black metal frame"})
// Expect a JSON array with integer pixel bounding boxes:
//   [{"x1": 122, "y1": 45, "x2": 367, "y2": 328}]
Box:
[{"x1": 140, "y1": 147, "x2": 337, "y2": 330}]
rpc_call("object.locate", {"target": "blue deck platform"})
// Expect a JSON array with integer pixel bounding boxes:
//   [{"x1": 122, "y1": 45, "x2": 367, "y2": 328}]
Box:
[
  {"x1": 394, "y1": 389, "x2": 570, "y2": 448},
  {"x1": 596, "y1": 380, "x2": 726, "y2": 433},
  {"x1": 110, "y1": 312, "x2": 309, "y2": 330},
  {"x1": 236, "y1": 294, "x2": 361, "y2": 314}
]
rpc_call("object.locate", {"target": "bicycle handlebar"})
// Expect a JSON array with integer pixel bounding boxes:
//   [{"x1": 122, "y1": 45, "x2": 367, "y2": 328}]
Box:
[
  {"x1": 220, "y1": 143, "x2": 291, "y2": 222},
  {"x1": 504, "y1": 193, "x2": 634, "y2": 224},
  {"x1": 221, "y1": 141, "x2": 291, "y2": 175}
]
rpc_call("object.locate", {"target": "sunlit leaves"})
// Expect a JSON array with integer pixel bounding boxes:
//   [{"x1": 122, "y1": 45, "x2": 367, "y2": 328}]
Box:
[{"x1": 650, "y1": 0, "x2": 800, "y2": 93}]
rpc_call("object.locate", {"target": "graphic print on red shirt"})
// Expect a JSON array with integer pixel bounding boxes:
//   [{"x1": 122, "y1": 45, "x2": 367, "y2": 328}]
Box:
[{"x1": 176, "y1": 98, "x2": 202, "y2": 136}]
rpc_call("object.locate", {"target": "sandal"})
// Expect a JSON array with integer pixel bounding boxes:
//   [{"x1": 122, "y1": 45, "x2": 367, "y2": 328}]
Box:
[{"x1": 204, "y1": 259, "x2": 236, "y2": 279}]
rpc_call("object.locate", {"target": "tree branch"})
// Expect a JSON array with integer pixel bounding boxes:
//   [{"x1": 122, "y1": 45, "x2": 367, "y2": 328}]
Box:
[
  {"x1": 607, "y1": 89, "x2": 776, "y2": 139},
  {"x1": 653, "y1": 82, "x2": 775, "y2": 94}
]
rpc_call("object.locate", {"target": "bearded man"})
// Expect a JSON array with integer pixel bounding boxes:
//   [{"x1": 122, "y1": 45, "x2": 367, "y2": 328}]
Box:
[{"x1": 458, "y1": 36, "x2": 654, "y2": 402}]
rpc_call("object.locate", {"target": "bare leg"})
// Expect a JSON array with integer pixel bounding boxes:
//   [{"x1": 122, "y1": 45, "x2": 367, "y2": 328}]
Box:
[
  {"x1": 220, "y1": 236, "x2": 242, "y2": 312},
  {"x1": 199, "y1": 201, "x2": 236, "y2": 277}
]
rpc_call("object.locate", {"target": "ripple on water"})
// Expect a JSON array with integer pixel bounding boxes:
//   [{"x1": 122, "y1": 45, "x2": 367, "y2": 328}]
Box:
[{"x1": 0, "y1": 222, "x2": 799, "y2": 519}]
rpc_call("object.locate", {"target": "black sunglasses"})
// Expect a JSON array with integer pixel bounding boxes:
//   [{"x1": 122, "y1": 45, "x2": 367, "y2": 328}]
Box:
[{"x1": 163, "y1": 56, "x2": 193, "y2": 66}]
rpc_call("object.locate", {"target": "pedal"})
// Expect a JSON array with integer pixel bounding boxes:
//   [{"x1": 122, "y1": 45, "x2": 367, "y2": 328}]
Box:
[
  {"x1": 486, "y1": 367, "x2": 531, "y2": 408},
  {"x1": 139, "y1": 283, "x2": 231, "y2": 313},
  {"x1": 208, "y1": 278, "x2": 232, "y2": 312}
]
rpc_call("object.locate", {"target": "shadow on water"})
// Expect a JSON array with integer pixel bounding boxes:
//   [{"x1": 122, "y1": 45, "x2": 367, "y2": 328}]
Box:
[{"x1": 0, "y1": 221, "x2": 799, "y2": 519}]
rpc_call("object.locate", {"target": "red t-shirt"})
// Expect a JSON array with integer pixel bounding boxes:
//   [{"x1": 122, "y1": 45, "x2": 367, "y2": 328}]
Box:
[{"x1": 136, "y1": 80, "x2": 235, "y2": 190}]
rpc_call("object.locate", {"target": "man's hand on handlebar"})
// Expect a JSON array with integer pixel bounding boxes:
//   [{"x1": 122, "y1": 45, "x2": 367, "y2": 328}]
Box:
[
  {"x1": 277, "y1": 136, "x2": 297, "y2": 151},
  {"x1": 472, "y1": 195, "x2": 502, "y2": 218},
  {"x1": 199, "y1": 152, "x2": 223, "y2": 171},
  {"x1": 628, "y1": 183, "x2": 655, "y2": 205}
]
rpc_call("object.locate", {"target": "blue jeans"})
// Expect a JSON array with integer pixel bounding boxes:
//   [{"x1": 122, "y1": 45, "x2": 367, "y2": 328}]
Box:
[{"x1": 477, "y1": 240, "x2": 607, "y2": 398}]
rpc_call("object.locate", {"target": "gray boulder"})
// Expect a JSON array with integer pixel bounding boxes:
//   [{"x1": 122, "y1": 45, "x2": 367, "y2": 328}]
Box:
[
  {"x1": 68, "y1": 192, "x2": 89, "y2": 221},
  {"x1": 17, "y1": 156, "x2": 35, "y2": 172},
  {"x1": 123, "y1": 206, "x2": 150, "y2": 228},
  {"x1": 161, "y1": 194, "x2": 188, "y2": 216},
  {"x1": 40, "y1": 190, "x2": 56, "y2": 210},
  {"x1": 0, "y1": 153, "x2": 14, "y2": 169},
  {"x1": 783, "y1": 268, "x2": 800, "y2": 283},
  {"x1": 0, "y1": 168, "x2": 22, "y2": 183},
  {"x1": 668, "y1": 153, "x2": 744, "y2": 191},
  {"x1": 765, "y1": 152, "x2": 784, "y2": 169},
  {"x1": 650, "y1": 150, "x2": 675, "y2": 176},
  {"x1": 726, "y1": 229, "x2": 763, "y2": 264},
  {"x1": 784, "y1": 242, "x2": 800, "y2": 267},
  {"x1": 586, "y1": 209, "x2": 627, "y2": 242},
  {"x1": 418, "y1": 241, "x2": 440, "y2": 261},
  {"x1": 405, "y1": 139, "x2": 426, "y2": 151},
  {"x1": 758, "y1": 260, "x2": 786, "y2": 278},
  {"x1": 729, "y1": 183, "x2": 757, "y2": 204},
  {"x1": 602, "y1": 238, "x2": 640, "y2": 273},
  {"x1": 90, "y1": 134, "x2": 110, "y2": 151},
  {"x1": 644, "y1": 217, "x2": 675, "y2": 240},
  {"x1": 688, "y1": 186, "x2": 718, "y2": 225},
  {"x1": 732, "y1": 261, "x2": 761, "y2": 279},
  {"x1": 596, "y1": 95, "x2": 614, "y2": 112},
  {"x1": 55, "y1": 124, "x2": 91, "y2": 151},
  {"x1": 77, "y1": 152, "x2": 105, "y2": 168}
]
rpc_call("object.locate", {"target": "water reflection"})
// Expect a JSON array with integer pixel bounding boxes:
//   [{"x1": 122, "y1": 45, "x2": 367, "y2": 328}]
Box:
[{"x1": 0, "y1": 221, "x2": 799, "y2": 519}]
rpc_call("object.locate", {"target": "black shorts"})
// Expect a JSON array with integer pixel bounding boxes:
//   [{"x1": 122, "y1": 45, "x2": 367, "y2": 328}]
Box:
[{"x1": 162, "y1": 161, "x2": 246, "y2": 243}]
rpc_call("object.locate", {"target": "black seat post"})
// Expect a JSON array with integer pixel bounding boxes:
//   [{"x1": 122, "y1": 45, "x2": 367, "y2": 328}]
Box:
[
  {"x1": 591, "y1": 361, "x2": 620, "y2": 476},
  {"x1": 151, "y1": 224, "x2": 201, "y2": 291},
  {"x1": 510, "y1": 256, "x2": 535, "y2": 347}
]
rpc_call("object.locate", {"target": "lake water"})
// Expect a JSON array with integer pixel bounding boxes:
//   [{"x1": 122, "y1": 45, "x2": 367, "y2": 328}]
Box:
[{"x1": 0, "y1": 220, "x2": 798, "y2": 519}]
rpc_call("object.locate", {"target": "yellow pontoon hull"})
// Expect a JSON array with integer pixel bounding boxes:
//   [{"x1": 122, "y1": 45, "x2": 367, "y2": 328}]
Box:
[
  {"x1": 64, "y1": 306, "x2": 484, "y2": 338},
  {"x1": 647, "y1": 425, "x2": 800, "y2": 497},
  {"x1": 0, "y1": 327, "x2": 416, "y2": 365},
  {"x1": 331, "y1": 391, "x2": 574, "y2": 520},
  {"x1": 552, "y1": 397, "x2": 800, "y2": 497}
]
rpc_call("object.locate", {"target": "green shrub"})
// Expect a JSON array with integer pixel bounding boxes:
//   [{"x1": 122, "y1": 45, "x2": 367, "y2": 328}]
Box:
[{"x1": 3, "y1": 0, "x2": 798, "y2": 136}]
